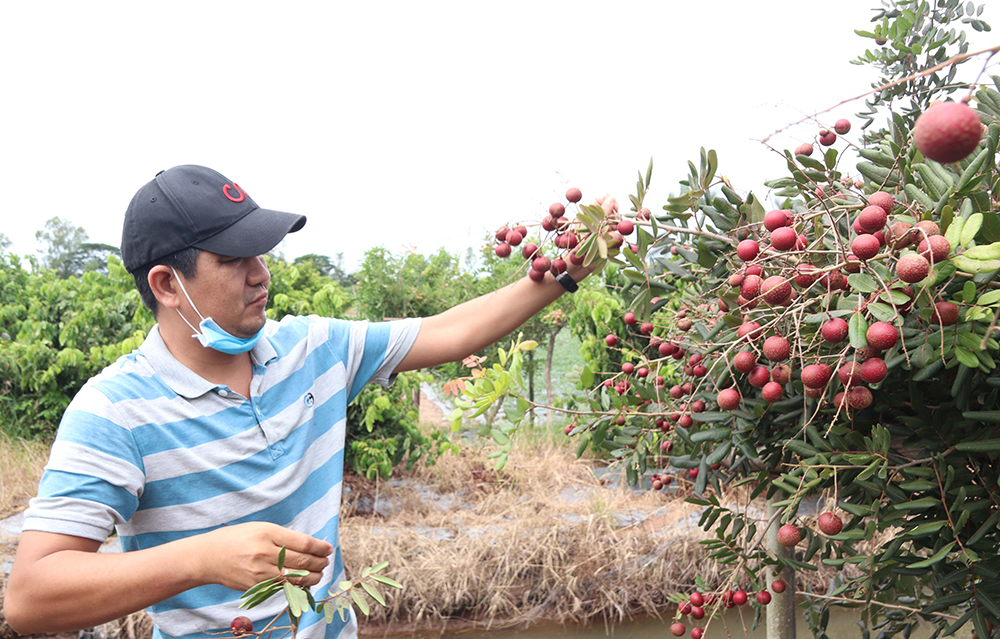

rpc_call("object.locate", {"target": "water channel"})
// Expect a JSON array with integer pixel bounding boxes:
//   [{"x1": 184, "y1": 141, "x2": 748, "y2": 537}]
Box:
[{"x1": 362, "y1": 606, "x2": 973, "y2": 639}]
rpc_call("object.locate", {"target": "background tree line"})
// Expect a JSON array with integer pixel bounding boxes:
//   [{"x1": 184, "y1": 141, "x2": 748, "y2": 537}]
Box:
[{"x1": 0, "y1": 218, "x2": 636, "y2": 477}]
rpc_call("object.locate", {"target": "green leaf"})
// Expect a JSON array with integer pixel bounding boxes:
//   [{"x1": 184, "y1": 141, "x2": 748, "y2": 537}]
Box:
[
  {"x1": 907, "y1": 542, "x2": 956, "y2": 569},
  {"x1": 962, "y1": 213, "x2": 984, "y2": 246},
  {"x1": 371, "y1": 574, "x2": 403, "y2": 589},
  {"x1": 849, "y1": 313, "x2": 869, "y2": 349},
  {"x1": 361, "y1": 581, "x2": 386, "y2": 606},
  {"x1": 955, "y1": 438, "x2": 1000, "y2": 451},
  {"x1": 847, "y1": 273, "x2": 878, "y2": 293},
  {"x1": 350, "y1": 588, "x2": 371, "y2": 616},
  {"x1": 954, "y1": 347, "x2": 979, "y2": 368},
  {"x1": 284, "y1": 582, "x2": 303, "y2": 617}
]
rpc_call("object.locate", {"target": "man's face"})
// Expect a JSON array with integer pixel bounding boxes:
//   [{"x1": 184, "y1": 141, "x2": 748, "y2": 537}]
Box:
[{"x1": 177, "y1": 252, "x2": 271, "y2": 338}]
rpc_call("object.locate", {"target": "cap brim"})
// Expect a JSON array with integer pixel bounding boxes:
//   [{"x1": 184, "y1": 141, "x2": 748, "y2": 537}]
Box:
[{"x1": 192, "y1": 207, "x2": 307, "y2": 258}]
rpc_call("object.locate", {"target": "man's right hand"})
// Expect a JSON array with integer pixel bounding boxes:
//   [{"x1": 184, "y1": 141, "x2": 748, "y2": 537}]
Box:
[{"x1": 198, "y1": 521, "x2": 334, "y2": 592}]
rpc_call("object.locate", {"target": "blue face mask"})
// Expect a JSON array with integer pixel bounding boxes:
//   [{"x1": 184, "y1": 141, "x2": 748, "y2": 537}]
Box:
[{"x1": 171, "y1": 267, "x2": 265, "y2": 355}]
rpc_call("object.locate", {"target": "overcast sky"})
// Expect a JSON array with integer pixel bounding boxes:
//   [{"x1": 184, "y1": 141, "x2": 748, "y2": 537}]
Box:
[{"x1": 0, "y1": 1, "x2": 994, "y2": 271}]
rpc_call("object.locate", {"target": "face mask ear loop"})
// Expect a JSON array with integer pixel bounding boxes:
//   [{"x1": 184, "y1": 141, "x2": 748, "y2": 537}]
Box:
[{"x1": 170, "y1": 267, "x2": 207, "y2": 338}]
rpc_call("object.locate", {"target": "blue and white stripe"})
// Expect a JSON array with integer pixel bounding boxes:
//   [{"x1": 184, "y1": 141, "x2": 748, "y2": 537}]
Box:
[{"x1": 23, "y1": 314, "x2": 421, "y2": 639}]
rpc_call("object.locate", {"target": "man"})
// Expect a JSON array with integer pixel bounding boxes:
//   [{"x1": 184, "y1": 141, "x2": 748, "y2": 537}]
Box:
[{"x1": 3, "y1": 165, "x2": 593, "y2": 639}]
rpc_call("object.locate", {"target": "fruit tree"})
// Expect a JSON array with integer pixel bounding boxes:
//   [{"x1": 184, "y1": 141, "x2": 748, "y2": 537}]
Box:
[{"x1": 450, "y1": 2, "x2": 1000, "y2": 638}]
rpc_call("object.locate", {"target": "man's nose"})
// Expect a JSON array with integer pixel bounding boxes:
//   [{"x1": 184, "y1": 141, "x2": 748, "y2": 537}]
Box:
[{"x1": 250, "y1": 255, "x2": 271, "y2": 286}]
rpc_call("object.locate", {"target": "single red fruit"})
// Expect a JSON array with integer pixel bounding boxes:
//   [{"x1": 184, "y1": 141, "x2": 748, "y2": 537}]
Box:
[
  {"x1": 740, "y1": 274, "x2": 763, "y2": 300},
  {"x1": 793, "y1": 264, "x2": 819, "y2": 287},
  {"x1": 566, "y1": 187, "x2": 583, "y2": 203},
  {"x1": 868, "y1": 192, "x2": 895, "y2": 216},
  {"x1": 717, "y1": 388, "x2": 741, "y2": 410},
  {"x1": 738, "y1": 321, "x2": 763, "y2": 342},
  {"x1": 771, "y1": 580, "x2": 787, "y2": 593},
  {"x1": 931, "y1": 301, "x2": 959, "y2": 326},
  {"x1": 860, "y1": 358, "x2": 888, "y2": 384},
  {"x1": 763, "y1": 335, "x2": 790, "y2": 361},
  {"x1": 913, "y1": 101, "x2": 983, "y2": 163},
  {"x1": 818, "y1": 512, "x2": 844, "y2": 535},
  {"x1": 737, "y1": 240, "x2": 760, "y2": 261},
  {"x1": 532, "y1": 256, "x2": 551, "y2": 272},
  {"x1": 910, "y1": 220, "x2": 941, "y2": 243},
  {"x1": 896, "y1": 253, "x2": 930, "y2": 283},
  {"x1": 838, "y1": 361, "x2": 861, "y2": 386},
  {"x1": 771, "y1": 363, "x2": 792, "y2": 385},
  {"x1": 733, "y1": 351, "x2": 757, "y2": 374},
  {"x1": 847, "y1": 386, "x2": 874, "y2": 409},
  {"x1": 918, "y1": 235, "x2": 951, "y2": 264},
  {"x1": 834, "y1": 119, "x2": 852, "y2": 135},
  {"x1": 801, "y1": 363, "x2": 833, "y2": 389},
  {"x1": 867, "y1": 321, "x2": 899, "y2": 350},
  {"x1": 777, "y1": 524, "x2": 801, "y2": 547},
  {"x1": 822, "y1": 318, "x2": 849, "y2": 343},
  {"x1": 851, "y1": 234, "x2": 881, "y2": 261},
  {"x1": 762, "y1": 381, "x2": 783, "y2": 403},
  {"x1": 764, "y1": 209, "x2": 792, "y2": 231},
  {"x1": 858, "y1": 205, "x2": 888, "y2": 233},
  {"x1": 761, "y1": 276, "x2": 792, "y2": 305},
  {"x1": 748, "y1": 365, "x2": 771, "y2": 388},
  {"x1": 231, "y1": 617, "x2": 253, "y2": 636},
  {"x1": 770, "y1": 226, "x2": 798, "y2": 251}
]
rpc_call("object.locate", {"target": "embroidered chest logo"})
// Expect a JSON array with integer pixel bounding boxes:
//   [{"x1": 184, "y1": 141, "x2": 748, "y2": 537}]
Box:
[
  {"x1": 223, "y1": 182, "x2": 246, "y2": 203},
  {"x1": 304, "y1": 392, "x2": 315, "y2": 407}
]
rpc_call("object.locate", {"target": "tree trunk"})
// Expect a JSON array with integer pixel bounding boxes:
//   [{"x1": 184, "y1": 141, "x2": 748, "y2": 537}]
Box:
[
  {"x1": 766, "y1": 499, "x2": 796, "y2": 639},
  {"x1": 545, "y1": 327, "x2": 558, "y2": 428}
]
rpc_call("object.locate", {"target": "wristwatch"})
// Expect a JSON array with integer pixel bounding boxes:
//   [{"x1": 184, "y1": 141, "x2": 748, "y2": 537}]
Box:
[{"x1": 556, "y1": 272, "x2": 578, "y2": 293}]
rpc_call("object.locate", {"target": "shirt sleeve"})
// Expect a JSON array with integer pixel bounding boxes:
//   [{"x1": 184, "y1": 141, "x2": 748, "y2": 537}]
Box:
[
  {"x1": 21, "y1": 382, "x2": 144, "y2": 542},
  {"x1": 328, "y1": 317, "x2": 421, "y2": 403}
]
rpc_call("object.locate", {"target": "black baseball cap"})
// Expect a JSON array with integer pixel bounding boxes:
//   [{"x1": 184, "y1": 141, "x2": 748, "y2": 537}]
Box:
[{"x1": 121, "y1": 165, "x2": 307, "y2": 273}]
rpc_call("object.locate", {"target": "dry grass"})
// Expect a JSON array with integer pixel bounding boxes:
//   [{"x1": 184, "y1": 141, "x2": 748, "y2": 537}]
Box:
[
  {"x1": 341, "y1": 436, "x2": 839, "y2": 637},
  {"x1": 0, "y1": 431, "x2": 49, "y2": 519}
]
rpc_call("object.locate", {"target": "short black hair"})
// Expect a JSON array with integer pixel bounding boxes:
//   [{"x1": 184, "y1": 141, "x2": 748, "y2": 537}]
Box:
[{"x1": 132, "y1": 247, "x2": 201, "y2": 317}]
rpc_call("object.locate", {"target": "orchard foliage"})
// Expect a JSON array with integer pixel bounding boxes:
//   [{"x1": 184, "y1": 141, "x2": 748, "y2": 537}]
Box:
[{"x1": 453, "y1": 4, "x2": 1000, "y2": 639}]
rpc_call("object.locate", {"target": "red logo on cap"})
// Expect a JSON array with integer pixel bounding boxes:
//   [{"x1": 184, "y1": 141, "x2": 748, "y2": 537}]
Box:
[{"x1": 223, "y1": 183, "x2": 246, "y2": 203}]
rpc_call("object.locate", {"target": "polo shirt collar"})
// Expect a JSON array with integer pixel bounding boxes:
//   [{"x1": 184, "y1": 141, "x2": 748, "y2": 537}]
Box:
[{"x1": 138, "y1": 323, "x2": 279, "y2": 399}]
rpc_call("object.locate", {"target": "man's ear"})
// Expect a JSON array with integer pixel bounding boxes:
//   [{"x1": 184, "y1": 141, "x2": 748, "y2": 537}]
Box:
[{"x1": 148, "y1": 265, "x2": 183, "y2": 311}]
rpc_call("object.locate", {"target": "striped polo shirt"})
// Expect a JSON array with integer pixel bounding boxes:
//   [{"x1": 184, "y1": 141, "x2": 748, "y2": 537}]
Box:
[{"x1": 23, "y1": 314, "x2": 422, "y2": 639}]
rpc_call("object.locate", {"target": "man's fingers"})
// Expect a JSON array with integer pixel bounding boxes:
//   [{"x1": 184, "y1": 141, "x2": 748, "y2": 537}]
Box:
[
  {"x1": 273, "y1": 529, "x2": 334, "y2": 558},
  {"x1": 277, "y1": 548, "x2": 330, "y2": 575}
]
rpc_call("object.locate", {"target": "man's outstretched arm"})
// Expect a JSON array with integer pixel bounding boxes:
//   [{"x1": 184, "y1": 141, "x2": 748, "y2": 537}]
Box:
[{"x1": 393, "y1": 261, "x2": 595, "y2": 374}]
